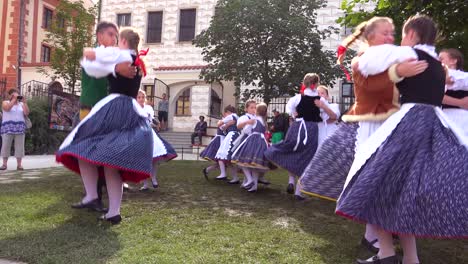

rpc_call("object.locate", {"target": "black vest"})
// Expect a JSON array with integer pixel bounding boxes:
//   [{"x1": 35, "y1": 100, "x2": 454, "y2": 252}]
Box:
[
  {"x1": 443, "y1": 90, "x2": 468, "y2": 109},
  {"x1": 296, "y1": 95, "x2": 323, "y2": 122},
  {"x1": 397, "y1": 49, "x2": 445, "y2": 106},
  {"x1": 108, "y1": 54, "x2": 142, "y2": 98}
]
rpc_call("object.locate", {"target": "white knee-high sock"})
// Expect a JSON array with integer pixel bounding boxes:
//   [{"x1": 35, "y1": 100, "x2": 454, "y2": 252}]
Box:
[
  {"x1": 294, "y1": 178, "x2": 303, "y2": 196},
  {"x1": 78, "y1": 160, "x2": 99, "y2": 202},
  {"x1": 104, "y1": 167, "x2": 123, "y2": 218},
  {"x1": 365, "y1": 224, "x2": 380, "y2": 248},
  {"x1": 217, "y1": 161, "x2": 226, "y2": 178},
  {"x1": 206, "y1": 164, "x2": 218, "y2": 172},
  {"x1": 229, "y1": 166, "x2": 239, "y2": 181},
  {"x1": 288, "y1": 173, "x2": 295, "y2": 185},
  {"x1": 241, "y1": 167, "x2": 253, "y2": 185},
  {"x1": 400, "y1": 235, "x2": 419, "y2": 264},
  {"x1": 151, "y1": 162, "x2": 158, "y2": 185},
  {"x1": 376, "y1": 229, "x2": 396, "y2": 259},
  {"x1": 249, "y1": 170, "x2": 259, "y2": 191}
]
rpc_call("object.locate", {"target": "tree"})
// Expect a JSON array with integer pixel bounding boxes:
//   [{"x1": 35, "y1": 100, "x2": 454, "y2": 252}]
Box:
[
  {"x1": 339, "y1": 0, "x2": 468, "y2": 69},
  {"x1": 194, "y1": 0, "x2": 342, "y2": 104},
  {"x1": 39, "y1": 0, "x2": 96, "y2": 94}
]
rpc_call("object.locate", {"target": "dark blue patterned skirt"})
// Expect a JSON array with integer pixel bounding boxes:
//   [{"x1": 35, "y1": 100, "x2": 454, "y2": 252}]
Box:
[
  {"x1": 264, "y1": 120, "x2": 318, "y2": 176},
  {"x1": 300, "y1": 122, "x2": 358, "y2": 201},
  {"x1": 336, "y1": 105, "x2": 468, "y2": 238},
  {"x1": 200, "y1": 135, "x2": 224, "y2": 161},
  {"x1": 56, "y1": 95, "x2": 153, "y2": 183},
  {"x1": 231, "y1": 133, "x2": 270, "y2": 170},
  {"x1": 154, "y1": 131, "x2": 178, "y2": 162}
]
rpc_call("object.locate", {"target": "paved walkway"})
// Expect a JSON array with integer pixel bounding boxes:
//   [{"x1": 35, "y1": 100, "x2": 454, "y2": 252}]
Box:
[
  {"x1": 2, "y1": 155, "x2": 62, "y2": 171},
  {"x1": 1, "y1": 153, "x2": 204, "y2": 172}
]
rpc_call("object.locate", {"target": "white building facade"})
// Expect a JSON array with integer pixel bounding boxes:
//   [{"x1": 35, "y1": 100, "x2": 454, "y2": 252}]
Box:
[{"x1": 100, "y1": 0, "x2": 364, "y2": 132}]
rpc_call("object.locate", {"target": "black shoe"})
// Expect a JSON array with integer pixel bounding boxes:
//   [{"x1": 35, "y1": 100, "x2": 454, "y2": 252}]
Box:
[
  {"x1": 286, "y1": 183, "x2": 294, "y2": 194},
  {"x1": 98, "y1": 214, "x2": 122, "y2": 225},
  {"x1": 139, "y1": 186, "x2": 149, "y2": 192},
  {"x1": 295, "y1": 195, "x2": 305, "y2": 201},
  {"x1": 356, "y1": 255, "x2": 399, "y2": 264},
  {"x1": 258, "y1": 179, "x2": 270, "y2": 185},
  {"x1": 215, "y1": 176, "x2": 228, "y2": 181},
  {"x1": 243, "y1": 182, "x2": 254, "y2": 190},
  {"x1": 123, "y1": 183, "x2": 130, "y2": 192},
  {"x1": 228, "y1": 180, "x2": 240, "y2": 184},
  {"x1": 71, "y1": 198, "x2": 102, "y2": 211},
  {"x1": 202, "y1": 168, "x2": 209, "y2": 180},
  {"x1": 152, "y1": 183, "x2": 159, "y2": 189},
  {"x1": 361, "y1": 237, "x2": 379, "y2": 254}
]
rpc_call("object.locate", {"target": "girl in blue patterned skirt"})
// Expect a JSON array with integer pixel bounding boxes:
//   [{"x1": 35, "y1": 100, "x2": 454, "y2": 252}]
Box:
[
  {"x1": 336, "y1": 15, "x2": 468, "y2": 264},
  {"x1": 232, "y1": 102, "x2": 270, "y2": 192},
  {"x1": 56, "y1": 29, "x2": 154, "y2": 224}
]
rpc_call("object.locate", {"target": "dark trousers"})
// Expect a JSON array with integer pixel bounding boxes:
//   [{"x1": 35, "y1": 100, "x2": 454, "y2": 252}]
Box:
[{"x1": 191, "y1": 131, "x2": 204, "y2": 144}]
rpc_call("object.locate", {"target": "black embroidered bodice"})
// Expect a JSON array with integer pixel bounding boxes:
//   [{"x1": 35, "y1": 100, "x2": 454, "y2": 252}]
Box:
[
  {"x1": 296, "y1": 95, "x2": 323, "y2": 122},
  {"x1": 397, "y1": 49, "x2": 445, "y2": 106},
  {"x1": 108, "y1": 54, "x2": 142, "y2": 98}
]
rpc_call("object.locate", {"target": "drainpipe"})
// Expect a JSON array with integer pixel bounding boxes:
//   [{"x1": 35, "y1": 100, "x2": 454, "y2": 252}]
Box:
[
  {"x1": 97, "y1": 0, "x2": 102, "y2": 22},
  {"x1": 17, "y1": 0, "x2": 25, "y2": 92}
]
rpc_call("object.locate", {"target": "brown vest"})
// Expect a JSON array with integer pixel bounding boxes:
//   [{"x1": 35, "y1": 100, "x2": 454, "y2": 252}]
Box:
[{"x1": 342, "y1": 69, "x2": 400, "y2": 122}]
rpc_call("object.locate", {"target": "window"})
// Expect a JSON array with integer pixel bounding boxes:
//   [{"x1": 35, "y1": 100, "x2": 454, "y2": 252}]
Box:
[
  {"x1": 117, "y1": 13, "x2": 131, "y2": 27},
  {"x1": 175, "y1": 89, "x2": 191, "y2": 115},
  {"x1": 58, "y1": 16, "x2": 66, "y2": 29},
  {"x1": 43, "y1": 7, "x2": 53, "y2": 29},
  {"x1": 209, "y1": 89, "x2": 222, "y2": 117},
  {"x1": 147, "y1": 12, "x2": 163, "y2": 43},
  {"x1": 144, "y1": 84, "x2": 154, "y2": 97},
  {"x1": 41, "y1": 45, "x2": 51, "y2": 62},
  {"x1": 179, "y1": 9, "x2": 196, "y2": 42}
]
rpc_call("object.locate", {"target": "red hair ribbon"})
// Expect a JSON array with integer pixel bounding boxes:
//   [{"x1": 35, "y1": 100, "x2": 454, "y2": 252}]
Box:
[
  {"x1": 300, "y1": 83, "x2": 316, "y2": 94},
  {"x1": 135, "y1": 48, "x2": 149, "y2": 77},
  {"x1": 337, "y1": 45, "x2": 351, "y2": 81}
]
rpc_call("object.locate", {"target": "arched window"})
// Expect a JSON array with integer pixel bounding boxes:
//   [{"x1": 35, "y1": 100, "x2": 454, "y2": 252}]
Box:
[
  {"x1": 175, "y1": 88, "x2": 191, "y2": 116},
  {"x1": 210, "y1": 89, "x2": 222, "y2": 117}
]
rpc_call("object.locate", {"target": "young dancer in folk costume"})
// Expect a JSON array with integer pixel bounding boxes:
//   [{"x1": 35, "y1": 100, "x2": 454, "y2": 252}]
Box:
[
  {"x1": 72, "y1": 21, "x2": 136, "y2": 212},
  {"x1": 299, "y1": 17, "x2": 428, "y2": 253},
  {"x1": 439, "y1": 48, "x2": 468, "y2": 137},
  {"x1": 336, "y1": 15, "x2": 468, "y2": 264},
  {"x1": 231, "y1": 102, "x2": 270, "y2": 192},
  {"x1": 316, "y1": 85, "x2": 341, "y2": 147},
  {"x1": 200, "y1": 107, "x2": 234, "y2": 179},
  {"x1": 213, "y1": 105, "x2": 240, "y2": 183},
  {"x1": 264, "y1": 73, "x2": 328, "y2": 198},
  {"x1": 56, "y1": 28, "x2": 153, "y2": 225},
  {"x1": 137, "y1": 90, "x2": 177, "y2": 191}
]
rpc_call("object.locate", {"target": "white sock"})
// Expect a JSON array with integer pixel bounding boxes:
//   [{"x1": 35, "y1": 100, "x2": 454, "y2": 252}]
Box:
[
  {"x1": 151, "y1": 163, "x2": 158, "y2": 185},
  {"x1": 376, "y1": 229, "x2": 396, "y2": 259},
  {"x1": 229, "y1": 166, "x2": 239, "y2": 181},
  {"x1": 216, "y1": 161, "x2": 226, "y2": 178},
  {"x1": 242, "y1": 167, "x2": 253, "y2": 185},
  {"x1": 365, "y1": 224, "x2": 380, "y2": 249},
  {"x1": 400, "y1": 235, "x2": 419, "y2": 264},
  {"x1": 206, "y1": 164, "x2": 218, "y2": 173},
  {"x1": 78, "y1": 160, "x2": 99, "y2": 203},
  {"x1": 249, "y1": 171, "x2": 259, "y2": 191},
  {"x1": 142, "y1": 179, "x2": 149, "y2": 189},
  {"x1": 294, "y1": 178, "x2": 303, "y2": 196},
  {"x1": 288, "y1": 174, "x2": 295, "y2": 185},
  {"x1": 104, "y1": 167, "x2": 123, "y2": 218}
]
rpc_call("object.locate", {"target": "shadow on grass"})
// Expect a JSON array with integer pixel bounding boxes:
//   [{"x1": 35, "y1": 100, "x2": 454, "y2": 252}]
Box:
[
  {"x1": 0, "y1": 162, "x2": 466, "y2": 263},
  {"x1": 0, "y1": 176, "x2": 121, "y2": 264}
]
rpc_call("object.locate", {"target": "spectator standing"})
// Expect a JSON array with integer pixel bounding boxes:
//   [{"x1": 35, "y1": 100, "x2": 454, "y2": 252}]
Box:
[
  {"x1": 158, "y1": 93, "x2": 169, "y2": 131},
  {"x1": 270, "y1": 109, "x2": 288, "y2": 144}
]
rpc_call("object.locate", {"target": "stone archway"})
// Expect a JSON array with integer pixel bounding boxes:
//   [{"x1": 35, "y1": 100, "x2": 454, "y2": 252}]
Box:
[{"x1": 48, "y1": 81, "x2": 63, "y2": 92}]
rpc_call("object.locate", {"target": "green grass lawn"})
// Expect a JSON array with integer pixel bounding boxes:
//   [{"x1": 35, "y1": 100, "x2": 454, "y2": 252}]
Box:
[{"x1": 0, "y1": 161, "x2": 466, "y2": 264}]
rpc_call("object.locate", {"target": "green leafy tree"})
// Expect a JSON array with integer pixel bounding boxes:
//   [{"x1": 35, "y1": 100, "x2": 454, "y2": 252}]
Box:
[
  {"x1": 39, "y1": 0, "x2": 96, "y2": 94},
  {"x1": 194, "y1": 0, "x2": 342, "y2": 104},
  {"x1": 339, "y1": 0, "x2": 468, "y2": 69}
]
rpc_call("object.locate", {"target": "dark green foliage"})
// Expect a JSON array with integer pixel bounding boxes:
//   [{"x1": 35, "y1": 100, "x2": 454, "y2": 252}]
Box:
[
  {"x1": 25, "y1": 97, "x2": 67, "y2": 154},
  {"x1": 194, "y1": 0, "x2": 343, "y2": 104},
  {"x1": 339, "y1": 0, "x2": 468, "y2": 69}
]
